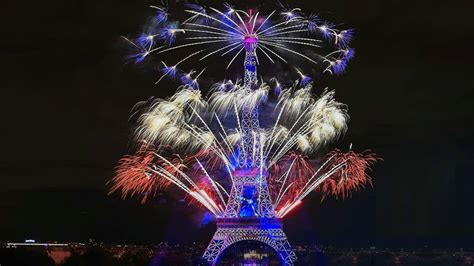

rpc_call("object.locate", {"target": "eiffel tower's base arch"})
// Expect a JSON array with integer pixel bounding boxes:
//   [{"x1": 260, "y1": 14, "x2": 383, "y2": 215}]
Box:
[{"x1": 202, "y1": 218, "x2": 297, "y2": 265}]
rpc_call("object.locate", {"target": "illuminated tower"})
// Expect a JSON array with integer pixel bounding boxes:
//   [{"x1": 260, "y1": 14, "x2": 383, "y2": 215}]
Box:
[{"x1": 203, "y1": 35, "x2": 297, "y2": 266}]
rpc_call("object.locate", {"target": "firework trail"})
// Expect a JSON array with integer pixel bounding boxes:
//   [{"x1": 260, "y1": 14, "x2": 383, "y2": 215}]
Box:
[
  {"x1": 123, "y1": 2, "x2": 355, "y2": 84},
  {"x1": 110, "y1": 3, "x2": 379, "y2": 218}
]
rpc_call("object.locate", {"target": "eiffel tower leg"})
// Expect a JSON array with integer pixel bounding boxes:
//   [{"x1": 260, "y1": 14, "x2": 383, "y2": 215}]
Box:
[
  {"x1": 272, "y1": 229, "x2": 297, "y2": 266},
  {"x1": 202, "y1": 228, "x2": 226, "y2": 266}
]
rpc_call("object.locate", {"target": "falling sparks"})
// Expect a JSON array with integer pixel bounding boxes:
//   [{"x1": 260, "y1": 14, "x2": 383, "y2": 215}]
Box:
[{"x1": 110, "y1": 83, "x2": 379, "y2": 217}]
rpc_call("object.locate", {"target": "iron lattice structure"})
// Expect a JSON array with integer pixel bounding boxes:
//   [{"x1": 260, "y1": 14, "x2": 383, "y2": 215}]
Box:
[
  {"x1": 238, "y1": 41, "x2": 260, "y2": 169},
  {"x1": 203, "y1": 218, "x2": 296, "y2": 265},
  {"x1": 206, "y1": 170, "x2": 296, "y2": 265},
  {"x1": 204, "y1": 44, "x2": 296, "y2": 265}
]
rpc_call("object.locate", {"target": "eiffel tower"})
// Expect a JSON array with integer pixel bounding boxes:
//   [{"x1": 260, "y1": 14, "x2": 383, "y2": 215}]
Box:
[{"x1": 202, "y1": 35, "x2": 297, "y2": 266}]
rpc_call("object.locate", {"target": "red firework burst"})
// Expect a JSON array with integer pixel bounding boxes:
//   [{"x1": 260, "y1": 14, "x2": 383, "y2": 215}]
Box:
[
  {"x1": 109, "y1": 141, "x2": 227, "y2": 210},
  {"x1": 109, "y1": 144, "x2": 158, "y2": 203},
  {"x1": 319, "y1": 149, "x2": 381, "y2": 200},
  {"x1": 269, "y1": 151, "x2": 315, "y2": 209},
  {"x1": 109, "y1": 144, "x2": 189, "y2": 203}
]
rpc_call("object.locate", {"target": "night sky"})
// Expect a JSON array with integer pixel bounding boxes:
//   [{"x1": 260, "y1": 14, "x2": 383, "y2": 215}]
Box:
[{"x1": 1, "y1": 0, "x2": 473, "y2": 247}]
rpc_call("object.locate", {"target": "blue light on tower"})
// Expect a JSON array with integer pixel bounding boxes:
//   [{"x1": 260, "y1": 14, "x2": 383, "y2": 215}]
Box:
[{"x1": 239, "y1": 186, "x2": 258, "y2": 217}]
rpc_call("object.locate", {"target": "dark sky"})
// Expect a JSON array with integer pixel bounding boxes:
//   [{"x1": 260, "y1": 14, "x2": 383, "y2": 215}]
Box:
[{"x1": 1, "y1": 0, "x2": 473, "y2": 247}]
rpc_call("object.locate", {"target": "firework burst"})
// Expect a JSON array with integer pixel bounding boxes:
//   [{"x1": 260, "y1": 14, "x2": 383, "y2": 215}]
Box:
[
  {"x1": 111, "y1": 3, "x2": 379, "y2": 219},
  {"x1": 122, "y1": 3, "x2": 355, "y2": 85},
  {"x1": 111, "y1": 83, "x2": 378, "y2": 217}
]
